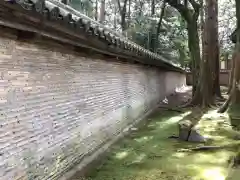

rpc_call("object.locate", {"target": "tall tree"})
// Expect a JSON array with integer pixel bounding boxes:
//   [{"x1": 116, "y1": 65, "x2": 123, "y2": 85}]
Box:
[
  {"x1": 228, "y1": 52, "x2": 235, "y2": 94},
  {"x1": 149, "y1": 0, "x2": 156, "y2": 52},
  {"x1": 95, "y1": 0, "x2": 98, "y2": 21},
  {"x1": 197, "y1": 0, "x2": 221, "y2": 106},
  {"x1": 117, "y1": 0, "x2": 129, "y2": 31},
  {"x1": 113, "y1": 0, "x2": 117, "y2": 29},
  {"x1": 192, "y1": 0, "x2": 221, "y2": 106},
  {"x1": 200, "y1": 0, "x2": 205, "y2": 61},
  {"x1": 166, "y1": 0, "x2": 201, "y2": 98},
  {"x1": 211, "y1": 0, "x2": 221, "y2": 98},
  {"x1": 218, "y1": 0, "x2": 240, "y2": 112},
  {"x1": 128, "y1": 0, "x2": 131, "y2": 27},
  {"x1": 166, "y1": 0, "x2": 222, "y2": 106},
  {"x1": 100, "y1": 0, "x2": 106, "y2": 23},
  {"x1": 151, "y1": 0, "x2": 155, "y2": 15}
]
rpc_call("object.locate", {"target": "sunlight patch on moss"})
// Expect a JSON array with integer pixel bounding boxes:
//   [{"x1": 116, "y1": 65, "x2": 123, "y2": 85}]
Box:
[
  {"x1": 192, "y1": 151, "x2": 232, "y2": 165},
  {"x1": 172, "y1": 152, "x2": 186, "y2": 158},
  {"x1": 194, "y1": 109, "x2": 236, "y2": 146},
  {"x1": 130, "y1": 153, "x2": 146, "y2": 164},
  {"x1": 158, "y1": 111, "x2": 191, "y2": 128},
  {"x1": 83, "y1": 109, "x2": 236, "y2": 180},
  {"x1": 201, "y1": 167, "x2": 225, "y2": 180},
  {"x1": 201, "y1": 109, "x2": 223, "y2": 119},
  {"x1": 115, "y1": 151, "x2": 129, "y2": 159},
  {"x1": 134, "y1": 136, "x2": 153, "y2": 143}
]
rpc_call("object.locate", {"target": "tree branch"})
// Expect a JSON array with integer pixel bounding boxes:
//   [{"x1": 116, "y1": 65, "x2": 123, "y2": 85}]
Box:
[
  {"x1": 165, "y1": 0, "x2": 192, "y2": 22},
  {"x1": 190, "y1": 0, "x2": 201, "y2": 20},
  {"x1": 188, "y1": 0, "x2": 201, "y2": 11},
  {"x1": 116, "y1": 0, "x2": 122, "y2": 14}
]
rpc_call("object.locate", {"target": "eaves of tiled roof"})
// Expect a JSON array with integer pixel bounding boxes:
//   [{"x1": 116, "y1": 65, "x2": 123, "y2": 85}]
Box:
[{"x1": 2, "y1": 0, "x2": 184, "y2": 73}]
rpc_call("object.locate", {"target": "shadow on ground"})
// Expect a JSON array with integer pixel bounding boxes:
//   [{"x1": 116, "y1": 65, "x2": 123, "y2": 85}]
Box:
[
  {"x1": 74, "y1": 107, "x2": 239, "y2": 180},
  {"x1": 71, "y1": 87, "x2": 240, "y2": 180}
]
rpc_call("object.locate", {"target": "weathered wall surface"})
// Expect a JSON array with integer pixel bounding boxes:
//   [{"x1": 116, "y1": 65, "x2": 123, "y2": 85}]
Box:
[
  {"x1": 0, "y1": 30, "x2": 186, "y2": 180},
  {"x1": 186, "y1": 71, "x2": 229, "y2": 86}
]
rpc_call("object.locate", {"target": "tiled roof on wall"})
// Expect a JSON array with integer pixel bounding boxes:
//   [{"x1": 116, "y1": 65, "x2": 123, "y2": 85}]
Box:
[{"x1": 3, "y1": 0, "x2": 184, "y2": 72}]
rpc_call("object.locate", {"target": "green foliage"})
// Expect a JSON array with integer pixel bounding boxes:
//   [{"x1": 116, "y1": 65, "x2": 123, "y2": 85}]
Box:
[
  {"x1": 69, "y1": 0, "x2": 94, "y2": 17},
  {"x1": 125, "y1": 4, "x2": 190, "y2": 66},
  {"x1": 158, "y1": 13, "x2": 190, "y2": 67},
  {"x1": 66, "y1": 0, "x2": 237, "y2": 68},
  {"x1": 68, "y1": 0, "x2": 197, "y2": 67}
]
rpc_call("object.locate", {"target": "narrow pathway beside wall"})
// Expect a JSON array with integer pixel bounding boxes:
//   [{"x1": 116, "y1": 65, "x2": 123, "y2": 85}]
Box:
[{"x1": 70, "y1": 87, "x2": 238, "y2": 180}]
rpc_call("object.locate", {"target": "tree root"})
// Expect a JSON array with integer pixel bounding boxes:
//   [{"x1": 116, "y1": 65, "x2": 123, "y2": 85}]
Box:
[
  {"x1": 209, "y1": 104, "x2": 217, "y2": 109},
  {"x1": 158, "y1": 106, "x2": 184, "y2": 113},
  {"x1": 218, "y1": 99, "x2": 230, "y2": 113},
  {"x1": 179, "y1": 101, "x2": 194, "y2": 108},
  {"x1": 227, "y1": 87, "x2": 232, "y2": 95},
  {"x1": 216, "y1": 96, "x2": 226, "y2": 102},
  {"x1": 218, "y1": 90, "x2": 232, "y2": 113},
  {"x1": 178, "y1": 143, "x2": 240, "y2": 152},
  {"x1": 168, "y1": 135, "x2": 179, "y2": 139},
  {"x1": 178, "y1": 146, "x2": 223, "y2": 152}
]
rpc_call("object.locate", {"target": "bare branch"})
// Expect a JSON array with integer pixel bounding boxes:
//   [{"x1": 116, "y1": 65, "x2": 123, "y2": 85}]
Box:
[
  {"x1": 165, "y1": 0, "x2": 192, "y2": 22},
  {"x1": 188, "y1": 0, "x2": 201, "y2": 20}
]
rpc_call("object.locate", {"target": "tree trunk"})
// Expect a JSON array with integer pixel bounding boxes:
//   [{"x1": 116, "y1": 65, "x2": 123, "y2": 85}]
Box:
[
  {"x1": 219, "y1": 49, "x2": 240, "y2": 112},
  {"x1": 187, "y1": 20, "x2": 201, "y2": 97},
  {"x1": 228, "y1": 53, "x2": 235, "y2": 94},
  {"x1": 189, "y1": 0, "x2": 217, "y2": 106},
  {"x1": 200, "y1": 1, "x2": 205, "y2": 60},
  {"x1": 166, "y1": 0, "x2": 221, "y2": 106},
  {"x1": 151, "y1": 0, "x2": 155, "y2": 16},
  {"x1": 95, "y1": 0, "x2": 98, "y2": 21},
  {"x1": 149, "y1": 0, "x2": 156, "y2": 52},
  {"x1": 165, "y1": 0, "x2": 201, "y2": 101},
  {"x1": 231, "y1": 51, "x2": 240, "y2": 104},
  {"x1": 212, "y1": 0, "x2": 221, "y2": 98},
  {"x1": 99, "y1": 0, "x2": 105, "y2": 23},
  {"x1": 117, "y1": 0, "x2": 128, "y2": 32},
  {"x1": 113, "y1": 0, "x2": 117, "y2": 29},
  {"x1": 203, "y1": 0, "x2": 218, "y2": 100},
  {"x1": 229, "y1": 1, "x2": 240, "y2": 104},
  {"x1": 200, "y1": 1, "x2": 205, "y2": 96},
  {"x1": 128, "y1": 0, "x2": 131, "y2": 27},
  {"x1": 191, "y1": 0, "x2": 220, "y2": 106},
  {"x1": 218, "y1": 0, "x2": 240, "y2": 112}
]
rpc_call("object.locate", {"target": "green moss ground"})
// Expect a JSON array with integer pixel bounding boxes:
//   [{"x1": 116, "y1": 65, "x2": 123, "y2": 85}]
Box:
[{"x1": 76, "y1": 108, "x2": 240, "y2": 180}]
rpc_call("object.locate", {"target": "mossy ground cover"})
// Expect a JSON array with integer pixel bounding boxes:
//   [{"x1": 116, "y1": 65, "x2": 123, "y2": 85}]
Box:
[
  {"x1": 74, "y1": 107, "x2": 240, "y2": 180},
  {"x1": 228, "y1": 104, "x2": 240, "y2": 127},
  {"x1": 226, "y1": 103, "x2": 240, "y2": 180}
]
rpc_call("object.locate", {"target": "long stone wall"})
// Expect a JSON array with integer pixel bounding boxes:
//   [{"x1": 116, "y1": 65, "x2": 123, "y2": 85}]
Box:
[
  {"x1": 186, "y1": 71, "x2": 230, "y2": 86},
  {"x1": 0, "y1": 29, "x2": 186, "y2": 180}
]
